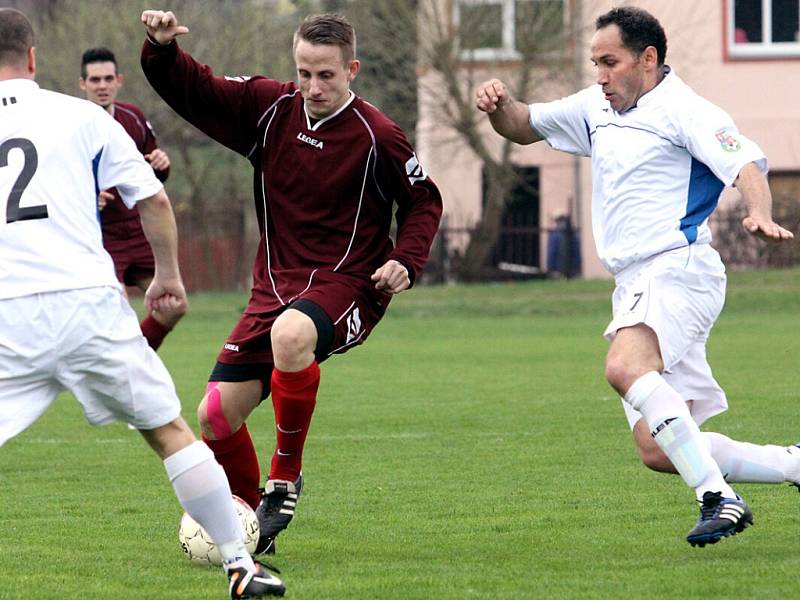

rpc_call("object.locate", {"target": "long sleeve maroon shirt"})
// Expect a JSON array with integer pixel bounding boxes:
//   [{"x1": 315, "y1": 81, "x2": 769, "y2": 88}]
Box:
[{"x1": 141, "y1": 40, "x2": 442, "y2": 312}]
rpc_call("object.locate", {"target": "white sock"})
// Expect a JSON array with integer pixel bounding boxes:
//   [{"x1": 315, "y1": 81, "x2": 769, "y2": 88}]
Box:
[
  {"x1": 625, "y1": 371, "x2": 735, "y2": 501},
  {"x1": 704, "y1": 432, "x2": 800, "y2": 484},
  {"x1": 164, "y1": 441, "x2": 255, "y2": 571}
]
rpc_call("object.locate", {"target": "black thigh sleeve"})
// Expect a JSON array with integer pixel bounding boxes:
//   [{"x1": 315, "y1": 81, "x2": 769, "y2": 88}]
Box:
[
  {"x1": 289, "y1": 298, "x2": 335, "y2": 362},
  {"x1": 208, "y1": 362, "x2": 272, "y2": 401}
]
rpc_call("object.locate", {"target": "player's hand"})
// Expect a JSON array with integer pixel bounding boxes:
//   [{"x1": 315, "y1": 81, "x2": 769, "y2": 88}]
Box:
[
  {"x1": 141, "y1": 10, "x2": 189, "y2": 45},
  {"x1": 145, "y1": 275, "x2": 187, "y2": 317},
  {"x1": 371, "y1": 260, "x2": 411, "y2": 294},
  {"x1": 476, "y1": 79, "x2": 512, "y2": 114},
  {"x1": 145, "y1": 148, "x2": 170, "y2": 172},
  {"x1": 97, "y1": 189, "x2": 113, "y2": 211},
  {"x1": 742, "y1": 215, "x2": 795, "y2": 242},
  {"x1": 149, "y1": 293, "x2": 187, "y2": 329}
]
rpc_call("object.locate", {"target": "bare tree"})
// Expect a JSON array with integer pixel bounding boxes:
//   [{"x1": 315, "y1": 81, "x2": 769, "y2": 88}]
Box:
[
  {"x1": 333, "y1": 0, "x2": 573, "y2": 280},
  {"x1": 300, "y1": 0, "x2": 573, "y2": 281},
  {"x1": 713, "y1": 193, "x2": 800, "y2": 269},
  {"x1": 28, "y1": 0, "x2": 299, "y2": 290},
  {"x1": 346, "y1": 0, "x2": 419, "y2": 144},
  {"x1": 22, "y1": 0, "x2": 580, "y2": 284},
  {"x1": 418, "y1": 0, "x2": 573, "y2": 280}
]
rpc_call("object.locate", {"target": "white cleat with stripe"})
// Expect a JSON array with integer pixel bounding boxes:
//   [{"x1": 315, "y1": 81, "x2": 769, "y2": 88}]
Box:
[{"x1": 228, "y1": 561, "x2": 285, "y2": 598}]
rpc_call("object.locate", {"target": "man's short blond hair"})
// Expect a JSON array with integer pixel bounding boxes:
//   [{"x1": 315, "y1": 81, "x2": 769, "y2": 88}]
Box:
[{"x1": 293, "y1": 13, "x2": 356, "y2": 65}]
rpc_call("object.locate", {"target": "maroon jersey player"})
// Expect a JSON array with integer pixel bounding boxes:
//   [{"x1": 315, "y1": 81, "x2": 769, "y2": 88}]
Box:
[
  {"x1": 140, "y1": 10, "x2": 443, "y2": 554},
  {"x1": 80, "y1": 47, "x2": 185, "y2": 350}
]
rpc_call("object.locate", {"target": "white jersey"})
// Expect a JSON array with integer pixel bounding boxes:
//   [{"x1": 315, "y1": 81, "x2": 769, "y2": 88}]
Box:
[
  {"x1": 528, "y1": 68, "x2": 767, "y2": 275},
  {"x1": 0, "y1": 79, "x2": 163, "y2": 299}
]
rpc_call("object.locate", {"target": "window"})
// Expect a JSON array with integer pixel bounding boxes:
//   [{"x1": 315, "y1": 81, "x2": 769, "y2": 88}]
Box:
[
  {"x1": 729, "y1": 0, "x2": 800, "y2": 58},
  {"x1": 456, "y1": 0, "x2": 564, "y2": 61}
]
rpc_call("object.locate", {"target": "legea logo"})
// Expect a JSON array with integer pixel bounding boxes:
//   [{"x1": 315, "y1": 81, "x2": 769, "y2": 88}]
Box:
[{"x1": 297, "y1": 132, "x2": 324, "y2": 150}]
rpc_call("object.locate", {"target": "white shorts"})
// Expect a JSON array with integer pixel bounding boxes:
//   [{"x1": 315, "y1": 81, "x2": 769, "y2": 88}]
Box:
[
  {"x1": 604, "y1": 245, "x2": 728, "y2": 429},
  {"x1": 0, "y1": 287, "x2": 181, "y2": 446}
]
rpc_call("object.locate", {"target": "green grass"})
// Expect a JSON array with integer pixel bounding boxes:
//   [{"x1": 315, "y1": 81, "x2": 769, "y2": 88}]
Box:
[{"x1": 1, "y1": 268, "x2": 799, "y2": 599}]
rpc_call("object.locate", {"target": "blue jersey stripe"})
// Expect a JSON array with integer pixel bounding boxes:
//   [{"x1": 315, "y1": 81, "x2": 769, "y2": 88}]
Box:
[
  {"x1": 583, "y1": 118, "x2": 592, "y2": 150},
  {"x1": 680, "y1": 158, "x2": 724, "y2": 244},
  {"x1": 92, "y1": 148, "x2": 102, "y2": 223}
]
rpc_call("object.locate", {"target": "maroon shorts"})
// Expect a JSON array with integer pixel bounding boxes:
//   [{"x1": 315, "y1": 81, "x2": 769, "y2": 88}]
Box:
[
  {"x1": 211, "y1": 275, "x2": 391, "y2": 394},
  {"x1": 102, "y1": 220, "x2": 155, "y2": 287}
]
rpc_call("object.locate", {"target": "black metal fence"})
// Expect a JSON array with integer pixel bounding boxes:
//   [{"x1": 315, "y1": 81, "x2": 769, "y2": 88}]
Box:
[
  {"x1": 421, "y1": 216, "x2": 581, "y2": 284},
  {"x1": 711, "y1": 194, "x2": 800, "y2": 269}
]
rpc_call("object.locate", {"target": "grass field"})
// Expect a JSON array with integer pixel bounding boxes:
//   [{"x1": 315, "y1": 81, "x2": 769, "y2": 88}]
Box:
[{"x1": 1, "y1": 268, "x2": 798, "y2": 599}]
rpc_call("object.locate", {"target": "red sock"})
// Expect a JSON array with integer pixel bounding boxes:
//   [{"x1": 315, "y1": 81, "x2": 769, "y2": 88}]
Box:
[
  {"x1": 203, "y1": 423, "x2": 261, "y2": 509},
  {"x1": 140, "y1": 314, "x2": 170, "y2": 350},
  {"x1": 269, "y1": 362, "x2": 320, "y2": 482}
]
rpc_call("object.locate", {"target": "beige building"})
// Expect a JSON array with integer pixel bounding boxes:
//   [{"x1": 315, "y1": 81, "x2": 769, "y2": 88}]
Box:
[{"x1": 417, "y1": 0, "x2": 800, "y2": 278}]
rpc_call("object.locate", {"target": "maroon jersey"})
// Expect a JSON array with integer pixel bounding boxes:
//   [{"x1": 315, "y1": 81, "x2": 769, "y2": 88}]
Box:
[
  {"x1": 142, "y1": 40, "x2": 442, "y2": 312},
  {"x1": 101, "y1": 101, "x2": 169, "y2": 227}
]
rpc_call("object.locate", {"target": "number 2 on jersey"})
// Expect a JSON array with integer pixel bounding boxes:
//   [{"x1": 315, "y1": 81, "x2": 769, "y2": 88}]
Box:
[{"x1": 1, "y1": 137, "x2": 47, "y2": 224}]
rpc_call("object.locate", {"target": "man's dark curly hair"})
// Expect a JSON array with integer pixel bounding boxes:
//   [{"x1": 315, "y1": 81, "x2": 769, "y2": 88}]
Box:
[{"x1": 595, "y1": 7, "x2": 667, "y2": 67}]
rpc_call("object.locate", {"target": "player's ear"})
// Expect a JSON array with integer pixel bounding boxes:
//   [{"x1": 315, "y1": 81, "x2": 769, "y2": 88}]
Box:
[
  {"x1": 643, "y1": 45, "x2": 658, "y2": 69},
  {"x1": 27, "y1": 47, "x2": 36, "y2": 77},
  {"x1": 347, "y1": 59, "x2": 360, "y2": 82},
  {"x1": 117, "y1": 73, "x2": 124, "y2": 87}
]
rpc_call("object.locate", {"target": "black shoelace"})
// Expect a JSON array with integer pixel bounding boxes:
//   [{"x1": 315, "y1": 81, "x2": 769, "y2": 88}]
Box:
[{"x1": 699, "y1": 491, "x2": 724, "y2": 520}]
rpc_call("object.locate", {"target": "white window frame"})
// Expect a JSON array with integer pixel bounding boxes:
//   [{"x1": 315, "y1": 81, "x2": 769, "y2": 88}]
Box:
[
  {"x1": 455, "y1": 0, "x2": 564, "y2": 61},
  {"x1": 728, "y1": 0, "x2": 800, "y2": 58}
]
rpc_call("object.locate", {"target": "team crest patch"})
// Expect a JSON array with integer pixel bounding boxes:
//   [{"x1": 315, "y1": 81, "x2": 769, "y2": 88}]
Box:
[
  {"x1": 715, "y1": 129, "x2": 741, "y2": 152},
  {"x1": 405, "y1": 154, "x2": 427, "y2": 185}
]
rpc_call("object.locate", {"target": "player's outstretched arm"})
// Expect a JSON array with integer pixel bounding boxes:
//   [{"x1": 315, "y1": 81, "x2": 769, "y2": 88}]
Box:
[
  {"x1": 736, "y1": 162, "x2": 795, "y2": 242},
  {"x1": 137, "y1": 188, "x2": 188, "y2": 314},
  {"x1": 475, "y1": 78, "x2": 543, "y2": 145},
  {"x1": 141, "y1": 10, "x2": 189, "y2": 45}
]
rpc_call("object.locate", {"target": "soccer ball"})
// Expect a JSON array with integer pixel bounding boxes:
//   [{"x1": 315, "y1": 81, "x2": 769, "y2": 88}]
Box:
[{"x1": 178, "y1": 495, "x2": 260, "y2": 566}]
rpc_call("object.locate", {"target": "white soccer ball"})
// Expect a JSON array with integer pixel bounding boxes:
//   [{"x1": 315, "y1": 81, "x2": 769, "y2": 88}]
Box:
[{"x1": 178, "y1": 495, "x2": 260, "y2": 566}]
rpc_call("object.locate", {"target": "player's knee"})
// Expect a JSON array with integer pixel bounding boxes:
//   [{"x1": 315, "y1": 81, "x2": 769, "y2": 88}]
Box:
[
  {"x1": 198, "y1": 383, "x2": 234, "y2": 440},
  {"x1": 141, "y1": 417, "x2": 196, "y2": 459},
  {"x1": 271, "y1": 316, "x2": 315, "y2": 365},
  {"x1": 605, "y1": 354, "x2": 636, "y2": 394},
  {"x1": 196, "y1": 401, "x2": 214, "y2": 438}
]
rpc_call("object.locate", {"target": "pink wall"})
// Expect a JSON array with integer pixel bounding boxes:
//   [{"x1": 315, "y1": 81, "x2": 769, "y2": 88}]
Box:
[{"x1": 417, "y1": 0, "x2": 800, "y2": 278}]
